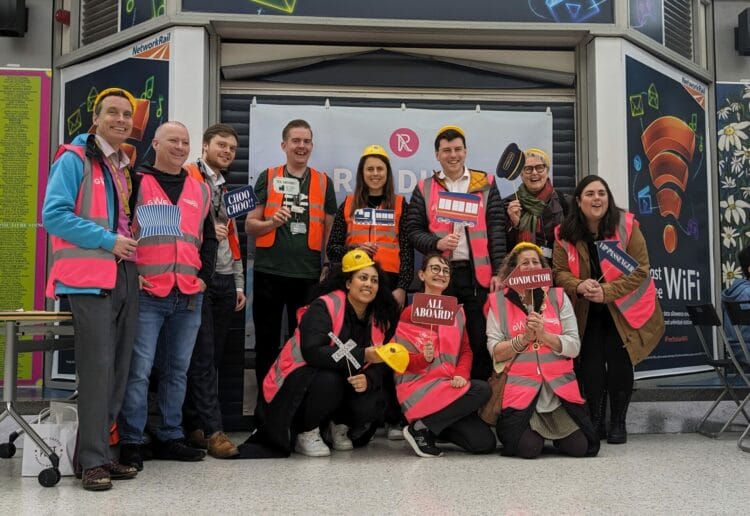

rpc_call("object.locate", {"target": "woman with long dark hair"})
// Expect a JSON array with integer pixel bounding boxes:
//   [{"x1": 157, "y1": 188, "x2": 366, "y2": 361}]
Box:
[
  {"x1": 248, "y1": 250, "x2": 399, "y2": 457},
  {"x1": 552, "y1": 175, "x2": 664, "y2": 444}
]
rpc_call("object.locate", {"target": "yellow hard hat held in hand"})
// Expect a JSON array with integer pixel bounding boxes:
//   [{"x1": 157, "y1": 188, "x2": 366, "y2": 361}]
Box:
[{"x1": 375, "y1": 342, "x2": 410, "y2": 374}]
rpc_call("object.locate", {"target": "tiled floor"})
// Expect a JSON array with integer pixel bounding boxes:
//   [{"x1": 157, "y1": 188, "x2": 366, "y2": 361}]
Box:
[{"x1": 1, "y1": 431, "x2": 748, "y2": 515}]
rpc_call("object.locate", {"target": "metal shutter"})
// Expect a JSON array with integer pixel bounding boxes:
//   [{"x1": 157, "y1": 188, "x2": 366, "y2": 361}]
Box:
[
  {"x1": 81, "y1": 0, "x2": 118, "y2": 46},
  {"x1": 664, "y1": 0, "x2": 693, "y2": 60}
]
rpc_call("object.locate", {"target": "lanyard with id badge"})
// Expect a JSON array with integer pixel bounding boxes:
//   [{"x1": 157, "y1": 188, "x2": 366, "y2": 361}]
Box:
[{"x1": 273, "y1": 172, "x2": 308, "y2": 235}]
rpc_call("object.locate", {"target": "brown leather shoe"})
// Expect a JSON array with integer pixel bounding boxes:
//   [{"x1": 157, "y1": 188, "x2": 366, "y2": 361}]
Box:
[
  {"x1": 207, "y1": 431, "x2": 239, "y2": 459},
  {"x1": 109, "y1": 460, "x2": 138, "y2": 480},
  {"x1": 187, "y1": 429, "x2": 208, "y2": 449},
  {"x1": 82, "y1": 466, "x2": 112, "y2": 491}
]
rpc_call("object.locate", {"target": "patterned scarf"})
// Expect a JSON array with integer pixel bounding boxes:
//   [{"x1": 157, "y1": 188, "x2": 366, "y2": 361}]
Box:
[{"x1": 516, "y1": 179, "x2": 554, "y2": 244}]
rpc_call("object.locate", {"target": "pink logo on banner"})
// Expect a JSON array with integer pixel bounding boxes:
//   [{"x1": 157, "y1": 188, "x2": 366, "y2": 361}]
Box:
[{"x1": 389, "y1": 128, "x2": 419, "y2": 157}]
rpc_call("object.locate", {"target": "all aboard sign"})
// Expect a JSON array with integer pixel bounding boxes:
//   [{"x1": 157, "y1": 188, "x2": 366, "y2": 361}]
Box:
[{"x1": 411, "y1": 293, "x2": 459, "y2": 326}]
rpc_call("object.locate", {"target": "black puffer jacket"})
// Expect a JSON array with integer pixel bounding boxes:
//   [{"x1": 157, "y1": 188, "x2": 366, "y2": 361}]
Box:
[{"x1": 406, "y1": 170, "x2": 506, "y2": 277}]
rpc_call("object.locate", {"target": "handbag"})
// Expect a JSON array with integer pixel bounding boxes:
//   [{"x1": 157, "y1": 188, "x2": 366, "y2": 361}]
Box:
[
  {"x1": 478, "y1": 354, "x2": 519, "y2": 426},
  {"x1": 22, "y1": 402, "x2": 78, "y2": 477}
]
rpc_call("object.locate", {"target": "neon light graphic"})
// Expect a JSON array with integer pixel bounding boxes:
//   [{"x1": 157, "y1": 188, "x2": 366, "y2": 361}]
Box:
[{"x1": 250, "y1": 0, "x2": 297, "y2": 14}]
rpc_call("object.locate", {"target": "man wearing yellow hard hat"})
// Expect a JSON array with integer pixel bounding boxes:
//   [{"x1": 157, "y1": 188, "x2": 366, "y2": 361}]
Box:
[
  {"x1": 405, "y1": 125, "x2": 507, "y2": 381},
  {"x1": 42, "y1": 88, "x2": 140, "y2": 490}
]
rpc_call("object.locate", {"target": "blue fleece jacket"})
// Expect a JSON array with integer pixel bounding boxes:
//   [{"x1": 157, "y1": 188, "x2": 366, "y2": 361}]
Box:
[
  {"x1": 42, "y1": 134, "x2": 119, "y2": 295},
  {"x1": 721, "y1": 278, "x2": 750, "y2": 361}
]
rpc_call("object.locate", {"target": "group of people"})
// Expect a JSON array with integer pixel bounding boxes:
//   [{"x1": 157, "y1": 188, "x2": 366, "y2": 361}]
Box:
[{"x1": 43, "y1": 87, "x2": 665, "y2": 491}]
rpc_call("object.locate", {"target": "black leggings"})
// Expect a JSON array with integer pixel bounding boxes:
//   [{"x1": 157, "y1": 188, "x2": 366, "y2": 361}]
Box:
[
  {"x1": 516, "y1": 428, "x2": 588, "y2": 459},
  {"x1": 577, "y1": 308, "x2": 634, "y2": 398}
]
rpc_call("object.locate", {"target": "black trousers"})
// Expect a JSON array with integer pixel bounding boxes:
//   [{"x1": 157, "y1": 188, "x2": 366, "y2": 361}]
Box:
[
  {"x1": 253, "y1": 271, "x2": 317, "y2": 388},
  {"x1": 183, "y1": 273, "x2": 236, "y2": 435},
  {"x1": 445, "y1": 264, "x2": 491, "y2": 380},
  {"x1": 294, "y1": 369, "x2": 385, "y2": 445},
  {"x1": 422, "y1": 380, "x2": 496, "y2": 454},
  {"x1": 68, "y1": 260, "x2": 138, "y2": 469},
  {"x1": 576, "y1": 307, "x2": 634, "y2": 398}
]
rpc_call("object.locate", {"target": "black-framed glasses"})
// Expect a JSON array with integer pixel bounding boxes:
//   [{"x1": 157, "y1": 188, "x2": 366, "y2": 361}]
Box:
[
  {"x1": 428, "y1": 264, "x2": 451, "y2": 276},
  {"x1": 522, "y1": 164, "x2": 547, "y2": 174}
]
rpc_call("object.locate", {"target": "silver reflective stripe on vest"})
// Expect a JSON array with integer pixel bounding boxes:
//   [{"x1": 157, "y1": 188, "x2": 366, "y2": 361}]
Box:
[
  {"x1": 506, "y1": 375, "x2": 540, "y2": 388},
  {"x1": 613, "y1": 215, "x2": 651, "y2": 312},
  {"x1": 77, "y1": 154, "x2": 110, "y2": 229},
  {"x1": 53, "y1": 247, "x2": 111, "y2": 261},
  {"x1": 308, "y1": 172, "x2": 326, "y2": 224},
  {"x1": 401, "y1": 378, "x2": 444, "y2": 411},
  {"x1": 547, "y1": 371, "x2": 577, "y2": 391},
  {"x1": 493, "y1": 291, "x2": 511, "y2": 336},
  {"x1": 137, "y1": 263, "x2": 199, "y2": 276},
  {"x1": 139, "y1": 234, "x2": 202, "y2": 247}
]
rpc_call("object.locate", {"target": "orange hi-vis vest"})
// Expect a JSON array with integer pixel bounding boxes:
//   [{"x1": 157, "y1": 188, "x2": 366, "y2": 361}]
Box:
[
  {"x1": 419, "y1": 173, "x2": 493, "y2": 288},
  {"x1": 133, "y1": 173, "x2": 210, "y2": 297},
  {"x1": 184, "y1": 161, "x2": 241, "y2": 261},
  {"x1": 46, "y1": 144, "x2": 117, "y2": 298},
  {"x1": 262, "y1": 290, "x2": 385, "y2": 404},
  {"x1": 255, "y1": 166, "x2": 328, "y2": 251},
  {"x1": 554, "y1": 212, "x2": 657, "y2": 330},
  {"x1": 487, "y1": 288, "x2": 584, "y2": 410},
  {"x1": 393, "y1": 306, "x2": 470, "y2": 421},
  {"x1": 343, "y1": 194, "x2": 404, "y2": 274}
]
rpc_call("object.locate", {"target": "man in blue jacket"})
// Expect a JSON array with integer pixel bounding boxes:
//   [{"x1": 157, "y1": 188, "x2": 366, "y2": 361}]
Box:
[
  {"x1": 42, "y1": 88, "x2": 140, "y2": 491},
  {"x1": 723, "y1": 245, "x2": 750, "y2": 361}
]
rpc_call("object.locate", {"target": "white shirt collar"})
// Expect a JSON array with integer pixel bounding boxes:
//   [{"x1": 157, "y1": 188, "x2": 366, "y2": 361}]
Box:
[
  {"x1": 436, "y1": 166, "x2": 470, "y2": 183},
  {"x1": 94, "y1": 134, "x2": 130, "y2": 168},
  {"x1": 200, "y1": 159, "x2": 226, "y2": 187}
]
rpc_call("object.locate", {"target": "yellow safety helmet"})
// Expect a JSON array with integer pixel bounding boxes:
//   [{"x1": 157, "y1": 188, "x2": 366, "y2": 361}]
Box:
[
  {"x1": 511, "y1": 241, "x2": 545, "y2": 257},
  {"x1": 92, "y1": 87, "x2": 137, "y2": 114},
  {"x1": 436, "y1": 124, "x2": 466, "y2": 139},
  {"x1": 375, "y1": 342, "x2": 410, "y2": 374},
  {"x1": 361, "y1": 144, "x2": 390, "y2": 161},
  {"x1": 341, "y1": 249, "x2": 375, "y2": 273}
]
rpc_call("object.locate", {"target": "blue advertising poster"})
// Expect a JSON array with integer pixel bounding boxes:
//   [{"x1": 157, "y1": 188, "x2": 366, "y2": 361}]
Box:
[
  {"x1": 625, "y1": 55, "x2": 710, "y2": 373},
  {"x1": 121, "y1": 0, "x2": 166, "y2": 31},
  {"x1": 183, "y1": 0, "x2": 614, "y2": 23}
]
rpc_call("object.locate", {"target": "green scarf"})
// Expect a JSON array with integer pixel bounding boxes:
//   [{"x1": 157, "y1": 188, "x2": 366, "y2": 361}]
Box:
[{"x1": 516, "y1": 179, "x2": 553, "y2": 243}]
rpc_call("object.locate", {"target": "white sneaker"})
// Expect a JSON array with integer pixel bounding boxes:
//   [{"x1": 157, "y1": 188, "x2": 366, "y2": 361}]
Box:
[
  {"x1": 386, "y1": 423, "x2": 404, "y2": 441},
  {"x1": 294, "y1": 429, "x2": 331, "y2": 457},
  {"x1": 329, "y1": 422, "x2": 353, "y2": 451}
]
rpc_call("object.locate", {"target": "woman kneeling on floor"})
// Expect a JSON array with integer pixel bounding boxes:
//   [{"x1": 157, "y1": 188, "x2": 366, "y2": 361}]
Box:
[
  {"x1": 254, "y1": 249, "x2": 399, "y2": 457},
  {"x1": 486, "y1": 243, "x2": 599, "y2": 459},
  {"x1": 395, "y1": 253, "x2": 496, "y2": 458}
]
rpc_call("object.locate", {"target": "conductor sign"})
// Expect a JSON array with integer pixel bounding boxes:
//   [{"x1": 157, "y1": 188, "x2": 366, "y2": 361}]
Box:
[
  {"x1": 223, "y1": 185, "x2": 258, "y2": 218},
  {"x1": 505, "y1": 267, "x2": 553, "y2": 295},
  {"x1": 411, "y1": 293, "x2": 459, "y2": 326}
]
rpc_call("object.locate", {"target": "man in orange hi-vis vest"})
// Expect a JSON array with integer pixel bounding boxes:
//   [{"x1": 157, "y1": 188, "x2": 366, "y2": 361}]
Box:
[{"x1": 245, "y1": 119, "x2": 338, "y2": 393}]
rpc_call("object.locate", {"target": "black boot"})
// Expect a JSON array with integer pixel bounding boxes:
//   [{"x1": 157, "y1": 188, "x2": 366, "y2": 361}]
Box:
[
  {"x1": 607, "y1": 390, "x2": 632, "y2": 444},
  {"x1": 587, "y1": 390, "x2": 608, "y2": 440}
]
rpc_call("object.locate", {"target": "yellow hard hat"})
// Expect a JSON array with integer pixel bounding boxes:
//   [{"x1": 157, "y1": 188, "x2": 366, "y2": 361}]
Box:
[
  {"x1": 361, "y1": 144, "x2": 389, "y2": 161},
  {"x1": 375, "y1": 342, "x2": 410, "y2": 374},
  {"x1": 341, "y1": 249, "x2": 375, "y2": 273},
  {"x1": 92, "y1": 87, "x2": 137, "y2": 114},
  {"x1": 436, "y1": 124, "x2": 466, "y2": 139}
]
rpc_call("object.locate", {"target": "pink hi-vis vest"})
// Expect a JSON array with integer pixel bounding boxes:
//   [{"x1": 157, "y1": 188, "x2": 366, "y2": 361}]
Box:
[
  {"x1": 262, "y1": 290, "x2": 386, "y2": 404},
  {"x1": 46, "y1": 144, "x2": 117, "y2": 298},
  {"x1": 133, "y1": 174, "x2": 210, "y2": 297},
  {"x1": 554, "y1": 212, "x2": 657, "y2": 330},
  {"x1": 419, "y1": 176, "x2": 493, "y2": 288},
  {"x1": 488, "y1": 288, "x2": 584, "y2": 410},
  {"x1": 393, "y1": 306, "x2": 470, "y2": 421}
]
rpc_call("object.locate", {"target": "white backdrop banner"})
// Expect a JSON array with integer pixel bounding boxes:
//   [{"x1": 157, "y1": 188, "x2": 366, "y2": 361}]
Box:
[{"x1": 248, "y1": 104, "x2": 553, "y2": 201}]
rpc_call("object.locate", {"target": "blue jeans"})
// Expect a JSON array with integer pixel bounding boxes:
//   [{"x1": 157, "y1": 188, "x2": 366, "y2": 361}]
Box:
[{"x1": 118, "y1": 290, "x2": 204, "y2": 443}]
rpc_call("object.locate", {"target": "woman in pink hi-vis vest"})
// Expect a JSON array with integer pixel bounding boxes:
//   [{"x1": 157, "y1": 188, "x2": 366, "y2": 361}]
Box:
[
  {"x1": 487, "y1": 243, "x2": 599, "y2": 459},
  {"x1": 553, "y1": 175, "x2": 664, "y2": 445}
]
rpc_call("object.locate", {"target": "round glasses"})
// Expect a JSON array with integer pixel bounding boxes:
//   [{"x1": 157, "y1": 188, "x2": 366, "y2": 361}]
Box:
[
  {"x1": 522, "y1": 164, "x2": 548, "y2": 175},
  {"x1": 428, "y1": 264, "x2": 451, "y2": 276}
]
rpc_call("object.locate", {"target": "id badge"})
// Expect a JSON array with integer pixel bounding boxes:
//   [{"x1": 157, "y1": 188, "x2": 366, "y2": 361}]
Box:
[
  {"x1": 290, "y1": 222, "x2": 307, "y2": 235},
  {"x1": 541, "y1": 246, "x2": 553, "y2": 259},
  {"x1": 290, "y1": 205, "x2": 305, "y2": 214}
]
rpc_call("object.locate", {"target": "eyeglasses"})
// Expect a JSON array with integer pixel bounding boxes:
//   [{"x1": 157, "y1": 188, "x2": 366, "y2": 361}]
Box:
[
  {"x1": 522, "y1": 164, "x2": 547, "y2": 175},
  {"x1": 428, "y1": 264, "x2": 451, "y2": 276}
]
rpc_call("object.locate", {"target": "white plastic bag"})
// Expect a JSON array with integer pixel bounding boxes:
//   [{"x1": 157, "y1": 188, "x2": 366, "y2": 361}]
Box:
[{"x1": 22, "y1": 402, "x2": 77, "y2": 477}]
